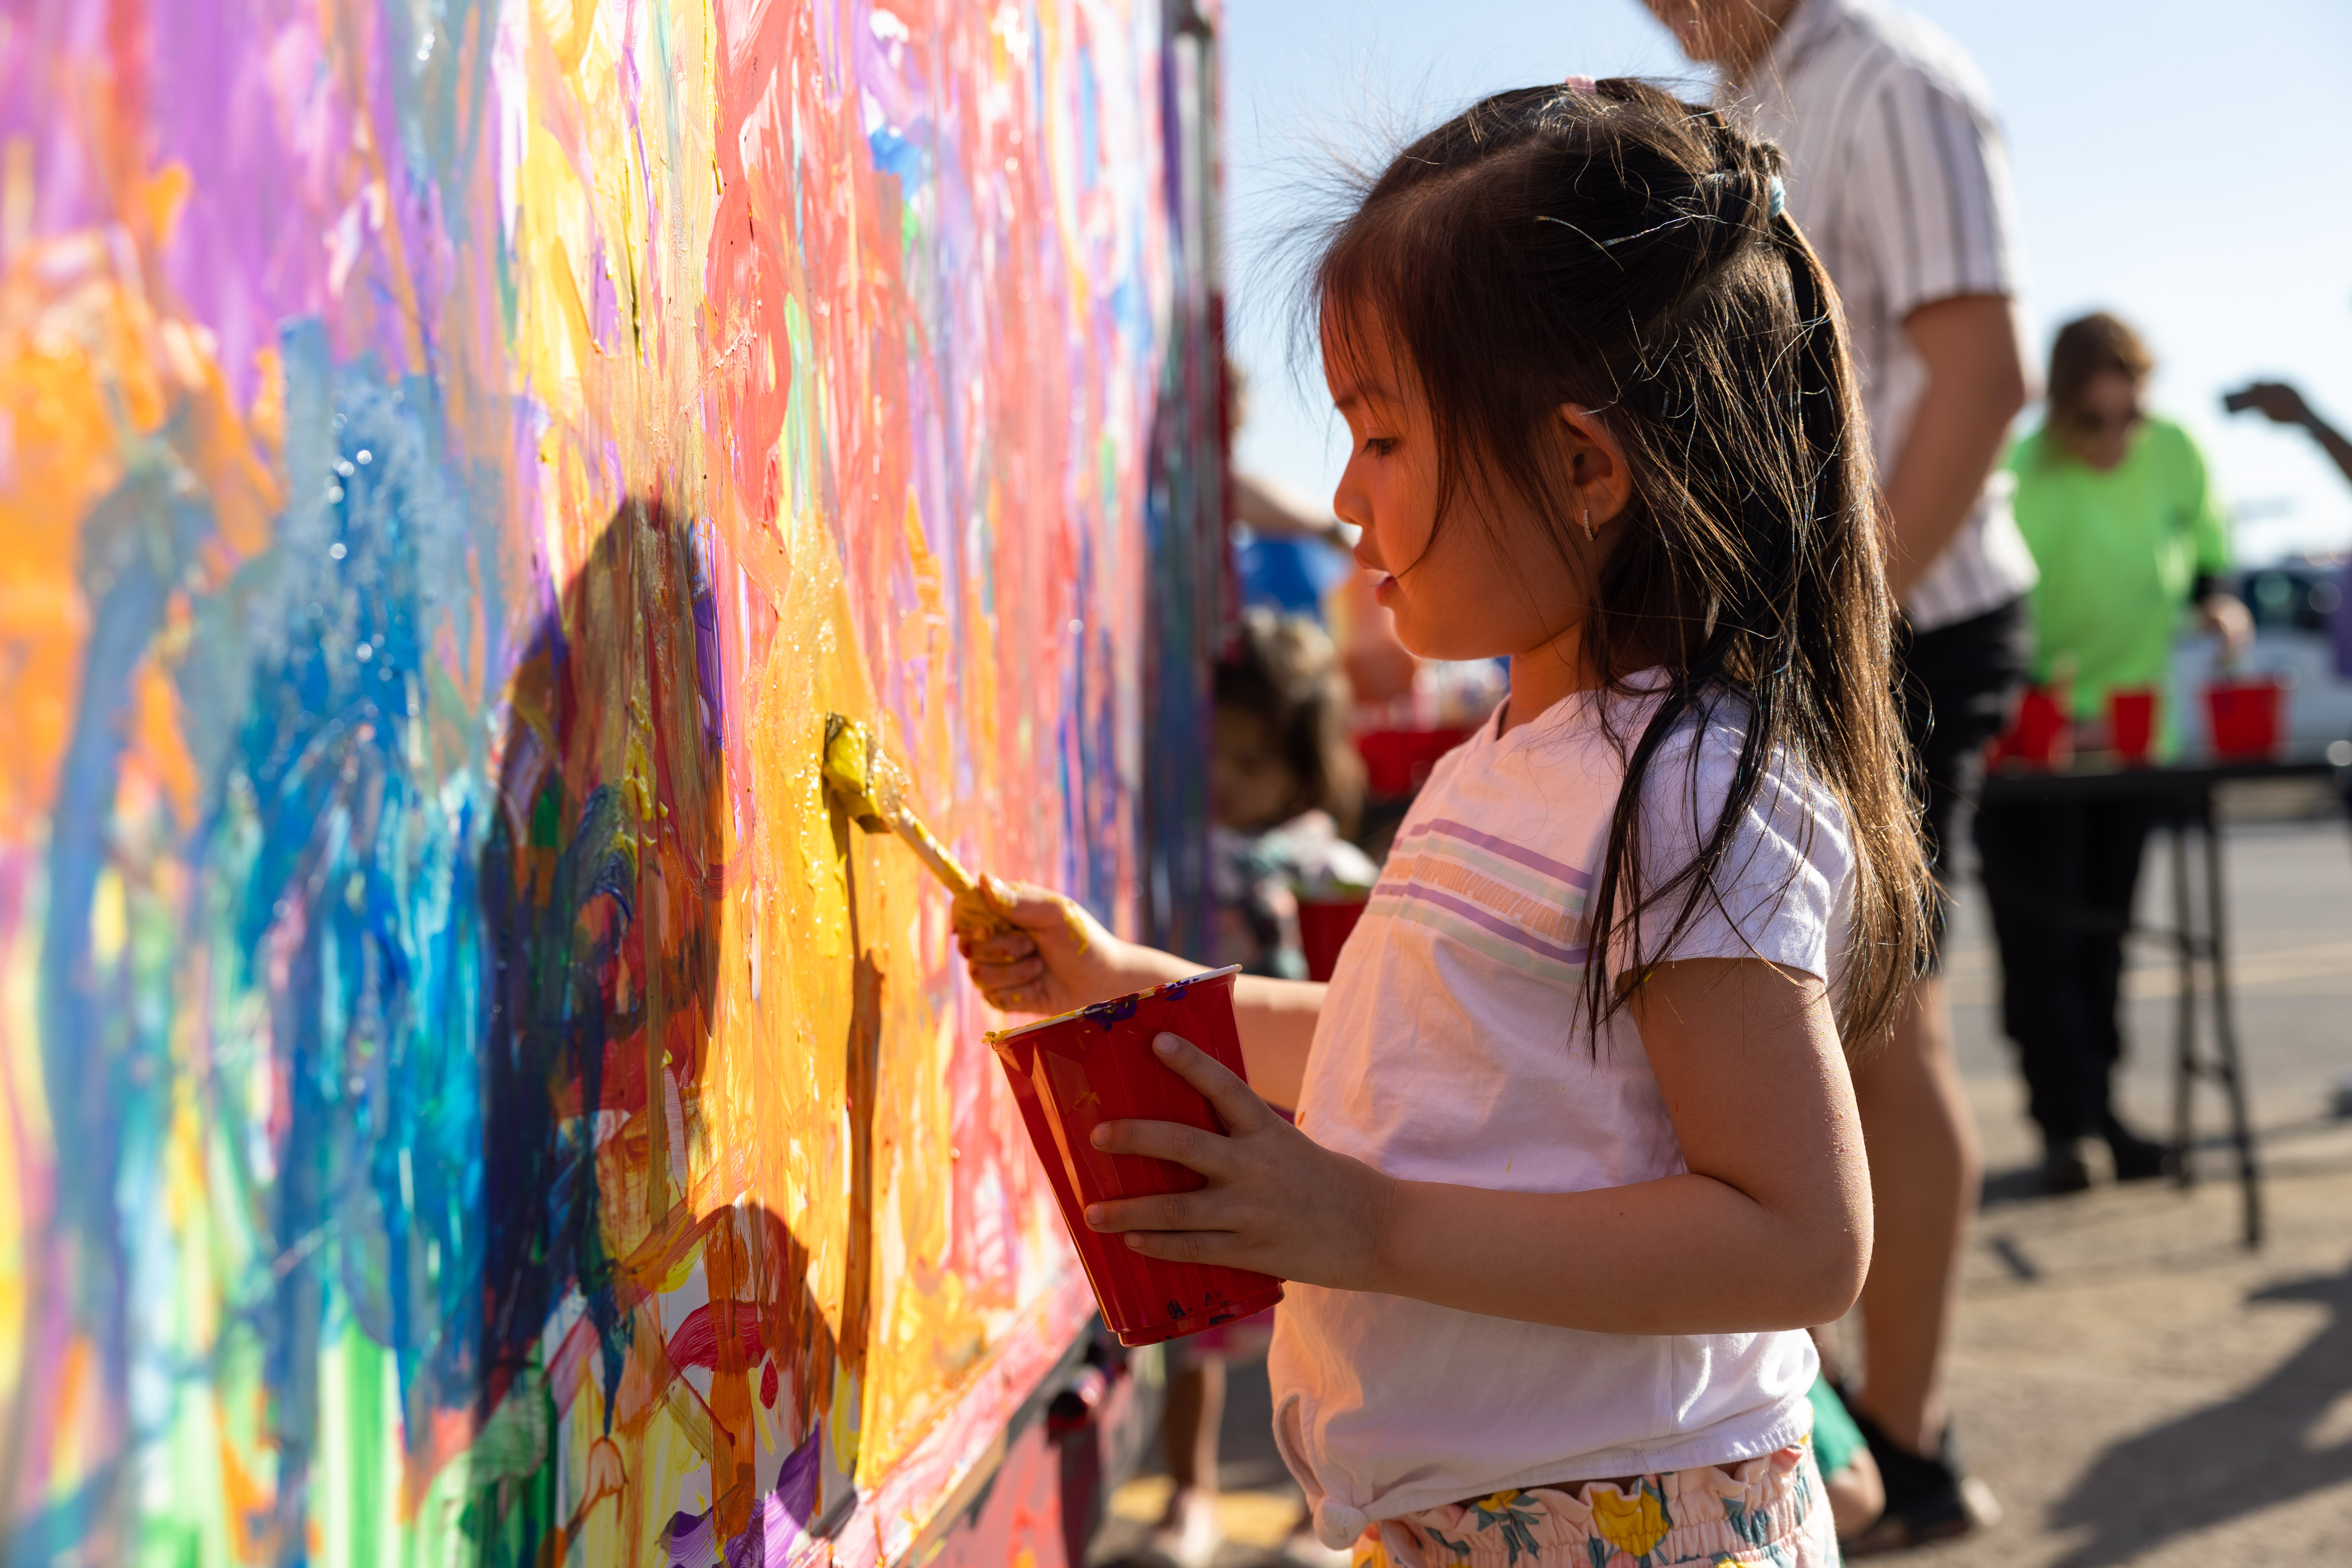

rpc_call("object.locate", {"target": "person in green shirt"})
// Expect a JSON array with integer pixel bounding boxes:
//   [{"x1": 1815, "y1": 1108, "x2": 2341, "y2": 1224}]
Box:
[{"x1": 1976, "y1": 312, "x2": 2251, "y2": 1194}]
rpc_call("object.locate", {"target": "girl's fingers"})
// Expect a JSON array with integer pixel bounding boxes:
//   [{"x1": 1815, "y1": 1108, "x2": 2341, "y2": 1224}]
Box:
[
  {"x1": 1089, "y1": 1116, "x2": 1235, "y2": 1176},
  {"x1": 1121, "y1": 1230, "x2": 1245, "y2": 1267},
  {"x1": 969, "y1": 956, "x2": 1044, "y2": 992},
  {"x1": 1150, "y1": 1033, "x2": 1276, "y2": 1134},
  {"x1": 982, "y1": 876, "x2": 1084, "y2": 939},
  {"x1": 1084, "y1": 1189, "x2": 1226, "y2": 1234},
  {"x1": 967, "y1": 932, "x2": 1039, "y2": 965}
]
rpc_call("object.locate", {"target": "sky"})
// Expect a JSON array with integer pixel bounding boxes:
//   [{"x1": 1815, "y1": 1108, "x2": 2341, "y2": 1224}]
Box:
[{"x1": 1219, "y1": 0, "x2": 2352, "y2": 566}]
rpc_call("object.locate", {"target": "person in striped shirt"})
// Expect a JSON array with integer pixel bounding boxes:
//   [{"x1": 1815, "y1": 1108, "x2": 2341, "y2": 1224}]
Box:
[{"x1": 1645, "y1": 0, "x2": 2032, "y2": 1551}]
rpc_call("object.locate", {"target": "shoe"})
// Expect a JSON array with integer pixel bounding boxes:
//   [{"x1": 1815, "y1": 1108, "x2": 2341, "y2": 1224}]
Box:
[
  {"x1": 1839, "y1": 1409, "x2": 2000, "y2": 1557},
  {"x1": 1149, "y1": 1489, "x2": 1225, "y2": 1568},
  {"x1": 2104, "y1": 1118, "x2": 2176, "y2": 1183},
  {"x1": 1280, "y1": 1531, "x2": 1357, "y2": 1568},
  {"x1": 2040, "y1": 1138, "x2": 2094, "y2": 1194}
]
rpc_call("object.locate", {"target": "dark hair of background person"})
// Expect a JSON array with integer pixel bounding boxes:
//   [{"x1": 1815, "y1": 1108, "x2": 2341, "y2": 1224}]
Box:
[
  {"x1": 1308, "y1": 77, "x2": 1932, "y2": 1048},
  {"x1": 2047, "y1": 311, "x2": 2154, "y2": 435},
  {"x1": 1214, "y1": 606, "x2": 1367, "y2": 838}
]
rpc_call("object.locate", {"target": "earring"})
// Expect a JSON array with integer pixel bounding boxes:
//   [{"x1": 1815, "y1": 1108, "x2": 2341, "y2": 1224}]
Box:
[{"x1": 1581, "y1": 504, "x2": 1597, "y2": 542}]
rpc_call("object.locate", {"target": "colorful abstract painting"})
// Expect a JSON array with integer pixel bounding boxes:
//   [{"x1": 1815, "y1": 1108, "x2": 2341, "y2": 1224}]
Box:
[{"x1": 0, "y1": 0, "x2": 1214, "y2": 1559}]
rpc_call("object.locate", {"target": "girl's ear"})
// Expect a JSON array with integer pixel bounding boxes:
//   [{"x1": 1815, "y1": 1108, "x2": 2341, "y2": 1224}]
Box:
[{"x1": 1555, "y1": 405, "x2": 1637, "y2": 526}]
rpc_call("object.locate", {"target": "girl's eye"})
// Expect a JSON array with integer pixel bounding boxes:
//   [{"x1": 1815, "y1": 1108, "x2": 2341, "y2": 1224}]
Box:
[{"x1": 1363, "y1": 437, "x2": 1396, "y2": 458}]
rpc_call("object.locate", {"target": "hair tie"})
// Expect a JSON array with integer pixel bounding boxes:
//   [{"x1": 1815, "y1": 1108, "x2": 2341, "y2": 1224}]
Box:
[
  {"x1": 1562, "y1": 74, "x2": 1599, "y2": 96},
  {"x1": 1705, "y1": 169, "x2": 1787, "y2": 224}
]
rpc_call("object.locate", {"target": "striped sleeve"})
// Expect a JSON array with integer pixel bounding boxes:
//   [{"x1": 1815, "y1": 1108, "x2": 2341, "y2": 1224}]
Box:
[{"x1": 1845, "y1": 61, "x2": 2022, "y2": 319}]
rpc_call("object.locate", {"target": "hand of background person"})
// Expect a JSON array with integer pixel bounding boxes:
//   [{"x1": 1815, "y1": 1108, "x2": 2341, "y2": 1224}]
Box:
[
  {"x1": 956, "y1": 876, "x2": 1193, "y2": 1015},
  {"x1": 2229, "y1": 381, "x2": 2314, "y2": 427},
  {"x1": 1082, "y1": 1032, "x2": 1393, "y2": 1289},
  {"x1": 2226, "y1": 380, "x2": 2352, "y2": 490},
  {"x1": 2197, "y1": 593, "x2": 2255, "y2": 666}
]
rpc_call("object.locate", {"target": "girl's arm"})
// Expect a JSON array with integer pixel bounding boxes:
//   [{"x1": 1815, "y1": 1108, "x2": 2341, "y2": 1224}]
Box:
[
  {"x1": 957, "y1": 877, "x2": 1325, "y2": 1109},
  {"x1": 1087, "y1": 957, "x2": 1871, "y2": 1334}
]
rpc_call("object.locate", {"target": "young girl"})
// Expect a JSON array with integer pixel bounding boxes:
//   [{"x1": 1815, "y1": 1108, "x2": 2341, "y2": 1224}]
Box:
[{"x1": 962, "y1": 78, "x2": 1927, "y2": 1568}]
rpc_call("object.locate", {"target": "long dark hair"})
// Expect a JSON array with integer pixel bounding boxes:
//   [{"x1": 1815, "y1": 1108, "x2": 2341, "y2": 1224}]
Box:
[{"x1": 1314, "y1": 79, "x2": 1930, "y2": 1048}]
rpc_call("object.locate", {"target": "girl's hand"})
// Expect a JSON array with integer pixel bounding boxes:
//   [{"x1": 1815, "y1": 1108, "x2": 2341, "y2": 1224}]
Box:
[
  {"x1": 1083, "y1": 1032, "x2": 1394, "y2": 1289},
  {"x1": 956, "y1": 877, "x2": 1192, "y2": 1015}
]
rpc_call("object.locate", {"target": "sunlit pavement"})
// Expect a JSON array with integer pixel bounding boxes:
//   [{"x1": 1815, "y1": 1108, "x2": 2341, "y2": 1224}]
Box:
[
  {"x1": 1092, "y1": 798, "x2": 2352, "y2": 1568},
  {"x1": 1893, "y1": 799, "x2": 2352, "y2": 1566}
]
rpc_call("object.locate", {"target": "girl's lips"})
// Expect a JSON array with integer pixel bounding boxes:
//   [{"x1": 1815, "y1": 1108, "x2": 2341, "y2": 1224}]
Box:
[{"x1": 1370, "y1": 572, "x2": 1399, "y2": 605}]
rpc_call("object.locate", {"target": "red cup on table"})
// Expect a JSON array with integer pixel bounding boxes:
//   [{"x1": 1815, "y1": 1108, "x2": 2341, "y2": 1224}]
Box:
[
  {"x1": 2205, "y1": 677, "x2": 2288, "y2": 759},
  {"x1": 988, "y1": 966, "x2": 1285, "y2": 1346},
  {"x1": 1989, "y1": 685, "x2": 2073, "y2": 770},
  {"x1": 2108, "y1": 687, "x2": 2158, "y2": 765}
]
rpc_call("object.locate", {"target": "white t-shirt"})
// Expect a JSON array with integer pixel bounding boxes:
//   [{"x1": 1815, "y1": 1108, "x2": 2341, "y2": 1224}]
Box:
[
  {"x1": 1725, "y1": 0, "x2": 2038, "y2": 632},
  {"x1": 1268, "y1": 681, "x2": 1853, "y2": 1546}
]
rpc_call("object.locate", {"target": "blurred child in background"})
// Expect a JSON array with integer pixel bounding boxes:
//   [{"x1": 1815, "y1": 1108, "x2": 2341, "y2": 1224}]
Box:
[{"x1": 1209, "y1": 608, "x2": 1379, "y2": 979}]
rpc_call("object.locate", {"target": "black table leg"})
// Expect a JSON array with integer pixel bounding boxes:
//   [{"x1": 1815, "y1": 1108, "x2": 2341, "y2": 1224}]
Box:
[
  {"x1": 2169, "y1": 814, "x2": 2196, "y2": 1191},
  {"x1": 2196, "y1": 789, "x2": 2263, "y2": 1248}
]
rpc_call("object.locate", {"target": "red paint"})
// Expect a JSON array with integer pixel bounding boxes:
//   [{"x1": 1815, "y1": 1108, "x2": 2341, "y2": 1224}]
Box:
[{"x1": 666, "y1": 1301, "x2": 768, "y2": 1372}]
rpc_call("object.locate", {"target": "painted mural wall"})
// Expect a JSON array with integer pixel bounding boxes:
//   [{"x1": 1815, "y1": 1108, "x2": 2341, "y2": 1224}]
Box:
[{"x1": 0, "y1": 0, "x2": 1211, "y2": 1559}]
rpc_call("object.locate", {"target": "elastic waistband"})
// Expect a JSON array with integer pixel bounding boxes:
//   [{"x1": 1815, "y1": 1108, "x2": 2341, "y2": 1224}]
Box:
[{"x1": 1364, "y1": 1441, "x2": 1824, "y2": 1568}]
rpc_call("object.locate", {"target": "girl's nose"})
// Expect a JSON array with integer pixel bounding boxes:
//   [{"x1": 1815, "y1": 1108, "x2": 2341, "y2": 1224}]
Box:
[{"x1": 1333, "y1": 482, "x2": 1374, "y2": 562}]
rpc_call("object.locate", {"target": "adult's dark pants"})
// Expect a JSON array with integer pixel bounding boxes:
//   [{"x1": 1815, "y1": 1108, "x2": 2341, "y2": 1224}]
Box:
[
  {"x1": 1896, "y1": 599, "x2": 2032, "y2": 956},
  {"x1": 1973, "y1": 797, "x2": 2157, "y2": 1147}
]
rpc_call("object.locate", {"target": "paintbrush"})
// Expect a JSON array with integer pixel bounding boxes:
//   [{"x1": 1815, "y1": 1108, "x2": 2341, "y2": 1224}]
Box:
[{"x1": 822, "y1": 713, "x2": 1007, "y2": 931}]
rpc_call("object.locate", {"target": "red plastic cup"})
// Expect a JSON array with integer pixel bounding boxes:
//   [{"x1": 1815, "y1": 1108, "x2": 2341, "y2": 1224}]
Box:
[
  {"x1": 2108, "y1": 687, "x2": 2159, "y2": 765},
  {"x1": 2205, "y1": 677, "x2": 2288, "y2": 759},
  {"x1": 1295, "y1": 896, "x2": 1368, "y2": 983},
  {"x1": 1990, "y1": 686, "x2": 2073, "y2": 770},
  {"x1": 988, "y1": 966, "x2": 1285, "y2": 1346},
  {"x1": 1356, "y1": 727, "x2": 1472, "y2": 796}
]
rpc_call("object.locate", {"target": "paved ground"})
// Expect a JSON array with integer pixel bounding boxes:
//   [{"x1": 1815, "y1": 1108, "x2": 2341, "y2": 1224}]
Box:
[{"x1": 1092, "y1": 800, "x2": 2352, "y2": 1568}]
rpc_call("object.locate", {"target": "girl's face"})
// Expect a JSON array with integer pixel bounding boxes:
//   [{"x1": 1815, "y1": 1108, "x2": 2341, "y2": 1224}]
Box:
[
  {"x1": 2060, "y1": 369, "x2": 2146, "y2": 473},
  {"x1": 1322, "y1": 314, "x2": 1609, "y2": 668}
]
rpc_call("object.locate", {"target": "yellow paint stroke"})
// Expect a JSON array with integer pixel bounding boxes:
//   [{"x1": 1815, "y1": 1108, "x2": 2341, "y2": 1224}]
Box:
[{"x1": 549, "y1": 234, "x2": 599, "y2": 383}]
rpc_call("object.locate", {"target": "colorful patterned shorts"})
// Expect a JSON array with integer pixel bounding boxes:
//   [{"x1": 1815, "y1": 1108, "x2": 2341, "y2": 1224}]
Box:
[{"x1": 1350, "y1": 1441, "x2": 1836, "y2": 1568}]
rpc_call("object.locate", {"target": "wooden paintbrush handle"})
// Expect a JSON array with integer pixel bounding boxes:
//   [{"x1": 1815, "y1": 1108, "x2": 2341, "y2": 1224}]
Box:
[
  {"x1": 891, "y1": 811, "x2": 978, "y2": 901},
  {"x1": 889, "y1": 812, "x2": 1019, "y2": 937}
]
